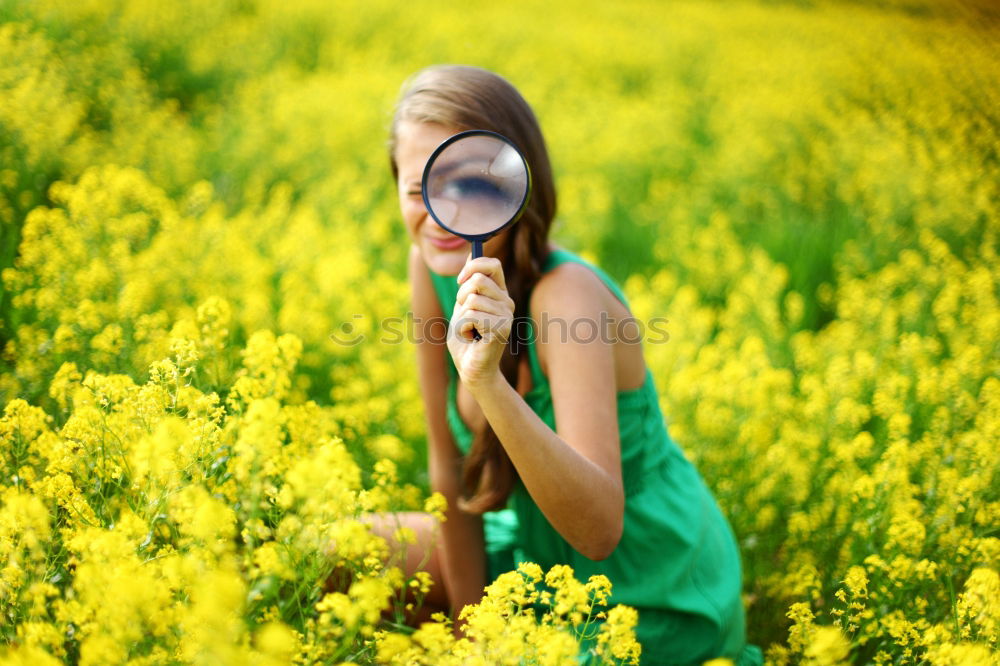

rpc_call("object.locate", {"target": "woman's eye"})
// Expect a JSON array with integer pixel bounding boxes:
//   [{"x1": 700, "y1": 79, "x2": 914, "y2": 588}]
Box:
[{"x1": 443, "y1": 177, "x2": 506, "y2": 201}]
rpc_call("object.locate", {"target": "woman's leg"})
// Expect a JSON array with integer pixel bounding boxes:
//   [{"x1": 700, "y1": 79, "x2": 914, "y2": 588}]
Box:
[{"x1": 363, "y1": 511, "x2": 451, "y2": 625}]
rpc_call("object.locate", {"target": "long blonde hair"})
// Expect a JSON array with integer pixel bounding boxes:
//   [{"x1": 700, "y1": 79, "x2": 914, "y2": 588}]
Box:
[{"x1": 390, "y1": 65, "x2": 557, "y2": 513}]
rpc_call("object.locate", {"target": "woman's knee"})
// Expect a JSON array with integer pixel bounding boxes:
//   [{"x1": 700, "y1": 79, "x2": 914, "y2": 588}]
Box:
[{"x1": 360, "y1": 511, "x2": 449, "y2": 609}]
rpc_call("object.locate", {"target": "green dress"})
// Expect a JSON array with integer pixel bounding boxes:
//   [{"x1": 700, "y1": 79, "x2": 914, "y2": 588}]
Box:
[{"x1": 428, "y1": 248, "x2": 761, "y2": 665}]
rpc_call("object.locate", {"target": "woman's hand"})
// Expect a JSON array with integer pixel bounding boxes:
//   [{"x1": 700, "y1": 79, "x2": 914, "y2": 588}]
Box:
[{"x1": 447, "y1": 256, "x2": 515, "y2": 390}]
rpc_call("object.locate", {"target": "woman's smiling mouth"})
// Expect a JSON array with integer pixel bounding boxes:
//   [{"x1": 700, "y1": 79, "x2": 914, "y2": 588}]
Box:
[{"x1": 426, "y1": 235, "x2": 467, "y2": 251}]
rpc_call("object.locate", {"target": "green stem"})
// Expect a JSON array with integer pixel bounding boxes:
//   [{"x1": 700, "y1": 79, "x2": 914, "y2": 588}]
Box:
[{"x1": 945, "y1": 570, "x2": 959, "y2": 638}]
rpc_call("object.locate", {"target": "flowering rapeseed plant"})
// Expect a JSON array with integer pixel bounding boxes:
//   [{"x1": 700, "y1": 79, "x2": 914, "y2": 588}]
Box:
[{"x1": 375, "y1": 562, "x2": 640, "y2": 665}]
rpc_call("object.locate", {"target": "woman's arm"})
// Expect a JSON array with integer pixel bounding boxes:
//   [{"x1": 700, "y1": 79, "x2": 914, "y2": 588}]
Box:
[
  {"x1": 448, "y1": 258, "x2": 625, "y2": 561},
  {"x1": 408, "y1": 245, "x2": 489, "y2": 616}
]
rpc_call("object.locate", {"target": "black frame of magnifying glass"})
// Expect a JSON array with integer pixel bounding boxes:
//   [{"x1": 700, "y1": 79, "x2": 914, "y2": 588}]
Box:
[{"x1": 421, "y1": 129, "x2": 533, "y2": 259}]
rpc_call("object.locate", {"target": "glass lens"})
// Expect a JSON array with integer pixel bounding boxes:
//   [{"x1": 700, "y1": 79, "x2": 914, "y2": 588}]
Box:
[{"x1": 424, "y1": 134, "x2": 529, "y2": 237}]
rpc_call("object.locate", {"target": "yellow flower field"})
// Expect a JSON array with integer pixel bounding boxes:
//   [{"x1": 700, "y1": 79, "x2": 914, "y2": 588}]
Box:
[{"x1": 1, "y1": 0, "x2": 997, "y2": 663}]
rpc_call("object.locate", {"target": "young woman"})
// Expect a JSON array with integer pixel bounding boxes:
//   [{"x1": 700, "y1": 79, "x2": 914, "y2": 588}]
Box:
[{"x1": 386, "y1": 64, "x2": 761, "y2": 665}]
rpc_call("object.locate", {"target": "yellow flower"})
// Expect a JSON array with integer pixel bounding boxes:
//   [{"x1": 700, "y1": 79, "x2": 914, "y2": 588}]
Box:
[
  {"x1": 597, "y1": 605, "x2": 641, "y2": 664},
  {"x1": 422, "y1": 491, "x2": 448, "y2": 522},
  {"x1": 254, "y1": 621, "x2": 300, "y2": 662}
]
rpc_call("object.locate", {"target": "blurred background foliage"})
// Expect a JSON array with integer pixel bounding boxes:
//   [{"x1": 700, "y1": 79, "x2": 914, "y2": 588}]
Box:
[{"x1": 1, "y1": 0, "x2": 998, "y2": 661}]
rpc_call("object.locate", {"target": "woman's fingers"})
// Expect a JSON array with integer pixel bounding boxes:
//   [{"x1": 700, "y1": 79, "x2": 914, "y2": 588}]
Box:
[
  {"x1": 450, "y1": 256, "x2": 513, "y2": 348},
  {"x1": 458, "y1": 256, "x2": 507, "y2": 292},
  {"x1": 447, "y1": 258, "x2": 512, "y2": 383},
  {"x1": 451, "y1": 295, "x2": 510, "y2": 326},
  {"x1": 456, "y1": 272, "x2": 515, "y2": 314},
  {"x1": 457, "y1": 273, "x2": 502, "y2": 304},
  {"x1": 454, "y1": 310, "x2": 511, "y2": 343},
  {"x1": 460, "y1": 292, "x2": 509, "y2": 316},
  {"x1": 453, "y1": 278, "x2": 514, "y2": 342},
  {"x1": 450, "y1": 296, "x2": 511, "y2": 337}
]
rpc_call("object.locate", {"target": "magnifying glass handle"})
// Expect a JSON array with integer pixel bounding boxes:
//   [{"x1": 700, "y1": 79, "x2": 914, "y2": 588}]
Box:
[{"x1": 469, "y1": 240, "x2": 484, "y2": 340}]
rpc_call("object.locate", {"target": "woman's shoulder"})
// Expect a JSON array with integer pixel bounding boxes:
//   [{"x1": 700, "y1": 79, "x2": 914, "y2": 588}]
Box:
[{"x1": 531, "y1": 261, "x2": 607, "y2": 312}]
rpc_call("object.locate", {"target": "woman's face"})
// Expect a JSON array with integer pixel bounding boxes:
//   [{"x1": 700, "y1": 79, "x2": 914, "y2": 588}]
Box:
[{"x1": 395, "y1": 120, "x2": 509, "y2": 276}]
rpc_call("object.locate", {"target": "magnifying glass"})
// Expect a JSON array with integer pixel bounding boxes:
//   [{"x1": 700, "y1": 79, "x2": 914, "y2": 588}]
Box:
[{"x1": 422, "y1": 129, "x2": 532, "y2": 260}]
